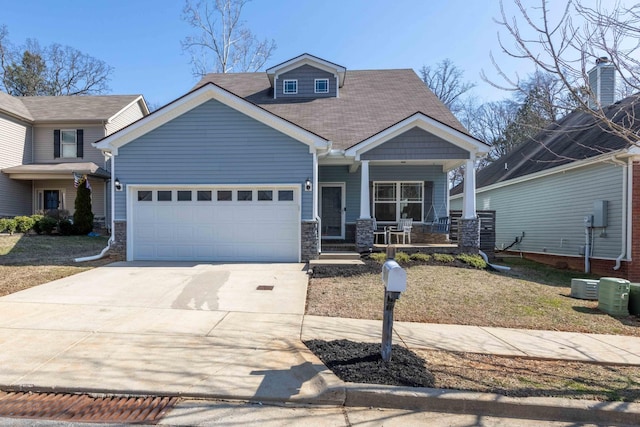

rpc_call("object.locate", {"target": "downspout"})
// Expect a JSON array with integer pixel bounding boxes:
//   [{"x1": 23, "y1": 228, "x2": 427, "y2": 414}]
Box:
[
  {"x1": 611, "y1": 156, "x2": 629, "y2": 270},
  {"x1": 313, "y1": 149, "x2": 321, "y2": 254},
  {"x1": 75, "y1": 151, "x2": 115, "y2": 262}
]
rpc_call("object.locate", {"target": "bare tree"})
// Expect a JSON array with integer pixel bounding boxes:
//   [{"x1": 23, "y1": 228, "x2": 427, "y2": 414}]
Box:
[
  {"x1": 420, "y1": 58, "x2": 476, "y2": 114},
  {"x1": 0, "y1": 25, "x2": 113, "y2": 96},
  {"x1": 182, "y1": 0, "x2": 276, "y2": 75},
  {"x1": 484, "y1": 0, "x2": 640, "y2": 148}
]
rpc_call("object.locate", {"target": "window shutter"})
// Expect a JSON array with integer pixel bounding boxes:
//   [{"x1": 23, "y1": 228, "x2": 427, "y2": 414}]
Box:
[
  {"x1": 76, "y1": 129, "x2": 84, "y2": 158},
  {"x1": 53, "y1": 129, "x2": 61, "y2": 158}
]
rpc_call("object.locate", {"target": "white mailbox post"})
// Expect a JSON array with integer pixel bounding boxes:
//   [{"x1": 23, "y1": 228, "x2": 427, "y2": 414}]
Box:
[{"x1": 381, "y1": 257, "x2": 407, "y2": 362}]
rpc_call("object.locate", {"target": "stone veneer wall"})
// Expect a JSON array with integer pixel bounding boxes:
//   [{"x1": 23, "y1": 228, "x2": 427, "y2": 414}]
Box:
[
  {"x1": 457, "y1": 218, "x2": 480, "y2": 253},
  {"x1": 108, "y1": 220, "x2": 127, "y2": 260},
  {"x1": 301, "y1": 220, "x2": 319, "y2": 261},
  {"x1": 356, "y1": 218, "x2": 374, "y2": 252}
]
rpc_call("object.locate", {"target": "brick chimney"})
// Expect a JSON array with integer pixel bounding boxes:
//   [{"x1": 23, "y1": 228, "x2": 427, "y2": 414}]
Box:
[{"x1": 588, "y1": 57, "x2": 616, "y2": 109}]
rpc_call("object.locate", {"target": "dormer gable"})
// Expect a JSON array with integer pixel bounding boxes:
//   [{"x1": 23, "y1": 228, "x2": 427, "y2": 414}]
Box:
[{"x1": 266, "y1": 53, "x2": 346, "y2": 99}]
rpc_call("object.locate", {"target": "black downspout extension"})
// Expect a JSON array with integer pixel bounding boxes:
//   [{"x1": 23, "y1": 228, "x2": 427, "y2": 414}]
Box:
[{"x1": 497, "y1": 232, "x2": 525, "y2": 253}]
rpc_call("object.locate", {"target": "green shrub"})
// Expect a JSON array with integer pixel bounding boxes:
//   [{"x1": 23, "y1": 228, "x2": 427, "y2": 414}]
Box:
[
  {"x1": 457, "y1": 253, "x2": 487, "y2": 269},
  {"x1": 394, "y1": 252, "x2": 411, "y2": 263},
  {"x1": 38, "y1": 216, "x2": 58, "y2": 235},
  {"x1": 31, "y1": 215, "x2": 44, "y2": 234},
  {"x1": 57, "y1": 218, "x2": 76, "y2": 236},
  {"x1": 0, "y1": 218, "x2": 17, "y2": 234},
  {"x1": 433, "y1": 253, "x2": 455, "y2": 263},
  {"x1": 14, "y1": 216, "x2": 35, "y2": 233},
  {"x1": 410, "y1": 253, "x2": 431, "y2": 262},
  {"x1": 369, "y1": 252, "x2": 387, "y2": 264}
]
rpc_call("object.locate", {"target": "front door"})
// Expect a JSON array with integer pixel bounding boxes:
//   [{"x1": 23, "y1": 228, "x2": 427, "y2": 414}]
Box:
[
  {"x1": 44, "y1": 190, "x2": 60, "y2": 210},
  {"x1": 320, "y1": 183, "x2": 345, "y2": 239}
]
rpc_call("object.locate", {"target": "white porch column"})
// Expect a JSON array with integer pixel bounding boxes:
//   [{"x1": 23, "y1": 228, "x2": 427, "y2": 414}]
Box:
[
  {"x1": 359, "y1": 160, "x2": 371, "y2": 219},
  {"x1": 462, "y1": 158, "x2": 477, "y2": 219}
]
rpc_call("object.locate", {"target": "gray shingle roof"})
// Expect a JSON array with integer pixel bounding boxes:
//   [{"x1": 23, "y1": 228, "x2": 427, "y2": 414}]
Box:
[
  {"x1": 0, "y1": 92, "x2": 143, "y2": 122},
  {"x1": 451, "y1": 94, "x2": 640, "y2": 195},
  {"x1": 19, "y1": 95, "x2": 142, "y2": 122},
  {"x1": 195, "y1": 69, "x2": 471, "y2": 150},
  {"x1": 0, "y1": 91, "x2": 34, "y2": 121}
]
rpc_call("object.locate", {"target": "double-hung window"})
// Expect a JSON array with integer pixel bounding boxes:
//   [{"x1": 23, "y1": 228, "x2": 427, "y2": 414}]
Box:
[
  {"x1": 373, "y1": 182, "x2": 423, "y2": 222},
  {"x1": 54, "y1": 129, "x2": 84, "y2": 159},
  {"x1": 61, "y1": 130, "x2": 77, "y2": 158}
]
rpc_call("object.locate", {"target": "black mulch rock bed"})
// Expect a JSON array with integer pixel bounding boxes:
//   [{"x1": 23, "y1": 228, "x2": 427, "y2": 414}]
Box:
[{"x1": 305, "y1": 339, "x2": 435, "y2": 387}]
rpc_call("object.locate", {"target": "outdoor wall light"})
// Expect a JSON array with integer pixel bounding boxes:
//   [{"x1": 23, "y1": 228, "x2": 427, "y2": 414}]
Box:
[
  {"x1": 304, "y1": 178, "x2": 312, "y2": 192},
  {"x1": 114, "y1": 178, "x2": 123, "y2": 192}
]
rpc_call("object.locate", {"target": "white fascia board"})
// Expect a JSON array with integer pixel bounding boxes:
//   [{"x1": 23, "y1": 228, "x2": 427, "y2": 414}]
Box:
[
  {"x1": 344, "y1": 113, "x2": 489, "y2": 160},
  {"x1": 450, "y1": 149, "x2": 627, "y2": 200},
  {"x1": 106, "y1": 95, "x2": 149, "y2": 124},
  {"x1": 94, "y1": 84, "x2": 328, "y2": 154},
  {"x1": 267, "y1": 54, "x2": 346, "y2": 87}
]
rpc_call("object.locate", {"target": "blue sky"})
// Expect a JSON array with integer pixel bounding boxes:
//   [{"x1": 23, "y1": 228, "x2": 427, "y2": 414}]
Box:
[{"x1": 1, "y1": 0, "x2": 567, "y2": 107}]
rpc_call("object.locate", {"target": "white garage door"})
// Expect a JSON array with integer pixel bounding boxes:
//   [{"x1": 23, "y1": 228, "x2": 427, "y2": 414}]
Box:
[{"x1": 130, "y1": 186, "x2": 300, "y2": 262}]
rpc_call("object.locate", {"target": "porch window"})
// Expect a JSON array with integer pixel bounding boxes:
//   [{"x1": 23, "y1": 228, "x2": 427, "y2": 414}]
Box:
[{"x1": 373, "y1": 181, "x2": 423, "y2": 222}]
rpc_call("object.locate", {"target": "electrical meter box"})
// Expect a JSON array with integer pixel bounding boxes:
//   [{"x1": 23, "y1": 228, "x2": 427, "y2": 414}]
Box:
[
  {"x1": 584, "y1": 215, "x2": 593, "y2": 228},
  {"x1": 593, "y1": 200, "x2": 608, "y2": 227}
]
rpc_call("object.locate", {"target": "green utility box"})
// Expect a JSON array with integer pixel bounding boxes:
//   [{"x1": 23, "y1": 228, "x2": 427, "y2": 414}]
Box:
[
  {"x1": 598, "y1": 277, "x2": 630, "y2": 316},
  {"x1": 629, "y1": 283, "x2": 640, "y2": 316}
]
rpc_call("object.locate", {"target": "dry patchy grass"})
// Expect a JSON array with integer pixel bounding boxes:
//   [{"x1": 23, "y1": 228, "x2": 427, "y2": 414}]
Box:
[
  {"x1": 419, "y1": 349, "x2": 640, "y2": 402},
  {"x1": 0, "y1": 233, "x2": 114, "y2": 296},
  {"x1": 307, "y1": 259, "x2": 640, "y2": 336}
]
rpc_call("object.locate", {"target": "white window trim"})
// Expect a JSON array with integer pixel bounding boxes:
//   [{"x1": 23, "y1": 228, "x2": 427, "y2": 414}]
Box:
[
  {"x1": 61, "y1": 129, "x2": 78, "y2": 158},
  {"x1": 283, "y1": 79, "x2": 298, "y2": 94},
  {"x1": 372, "y1": 181, "x2": 424, "y2": 223},
  {"x1": 314, "y1": 78, "x2": 329, "y2": 94}
]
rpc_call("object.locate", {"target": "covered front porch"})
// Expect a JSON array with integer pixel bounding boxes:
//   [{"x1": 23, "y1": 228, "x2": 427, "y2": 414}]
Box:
[{"x1": 1, "y1": 162, "x2": 110, "y2": 224}]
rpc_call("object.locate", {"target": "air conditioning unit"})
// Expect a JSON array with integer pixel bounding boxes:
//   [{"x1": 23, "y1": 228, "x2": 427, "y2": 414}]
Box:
[
  {"x1": 598, "y1": 277, "x2": 630, "y2": 316},
  {"x1": 571, "y1": 278, "x2": 599, "y2": 300}
]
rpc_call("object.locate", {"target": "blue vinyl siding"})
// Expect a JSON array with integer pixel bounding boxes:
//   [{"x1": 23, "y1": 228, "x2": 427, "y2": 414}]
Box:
[
  {"x1": 277, "y1": 65, "x2": 336, "y2": 98},
  {"x1": 361, "y1": 127, "x2": 470, "y2": 160},
  {"x1": 319, "y1": 164, "x2": 448, "y2": 223},
  {"x1": 114, "y1": 99, "x2": 314, "y2": 220}
]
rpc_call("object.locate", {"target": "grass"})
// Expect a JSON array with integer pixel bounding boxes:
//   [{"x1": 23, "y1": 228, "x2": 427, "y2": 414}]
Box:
[
  {"x1": 307, "y1": 257, "x2": 640, "y2": 336},
  {"x1": 0, "y1": 233, "x2": 113, "y2": 297},
  {"x1": 307, "y1": 257, "x2": 640, "y2": 401}
]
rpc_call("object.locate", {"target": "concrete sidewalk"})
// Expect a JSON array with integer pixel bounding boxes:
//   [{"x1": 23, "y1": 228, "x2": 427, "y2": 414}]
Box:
[
  {"x1": 0, "y1": 261, "x2": 639, "y2": 425},
  {"x1": 302, "y1": 315, "x2": 640, "y2": 365}
]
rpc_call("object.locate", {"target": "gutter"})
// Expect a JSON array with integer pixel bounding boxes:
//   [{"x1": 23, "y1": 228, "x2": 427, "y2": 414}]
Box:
[
  {"x1": 611, "y1": 156, "x2": 628, "y2": 270},
  {"x1": 75, "y1": 151, "x2": 115, "y2": 262}
]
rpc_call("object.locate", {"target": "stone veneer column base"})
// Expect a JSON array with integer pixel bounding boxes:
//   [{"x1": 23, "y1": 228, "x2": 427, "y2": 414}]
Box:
[
  {"x1": 356, "y1": 218, "x2": 374, "y2": 253},
  {"x1": 108, "y1": 220, "x2": 127, "y2": 261},
  {"x1": 458, "y1": 218, "x2": 480, "y2": 253},
  {"x1": 301, "y1": 220, "x2": 319, "y2": 261}
]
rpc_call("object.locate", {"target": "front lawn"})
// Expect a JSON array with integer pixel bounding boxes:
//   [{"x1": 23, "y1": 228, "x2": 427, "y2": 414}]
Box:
[
  {"x1": 306, "y1": 257, "x2": 640, "y2": 336},
  {"x1": 0, "y1": 234, "x2": 113, "y2": 296}
]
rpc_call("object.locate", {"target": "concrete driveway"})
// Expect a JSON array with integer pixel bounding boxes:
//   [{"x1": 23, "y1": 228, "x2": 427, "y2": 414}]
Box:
[{"x1": 0, "y1": 262, "x2": 339, "y2": 403}]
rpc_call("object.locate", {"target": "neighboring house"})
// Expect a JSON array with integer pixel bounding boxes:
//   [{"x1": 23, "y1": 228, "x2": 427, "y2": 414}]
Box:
[
  {"x1": 94, "y1": 54, "x2": 489, "y2": 262},
  {"x1": 0, "y1": 92, "x2": 149, "y2": 225},
  {"x1": 451, "y1": 60, "x2": 640, "y2": 280}
]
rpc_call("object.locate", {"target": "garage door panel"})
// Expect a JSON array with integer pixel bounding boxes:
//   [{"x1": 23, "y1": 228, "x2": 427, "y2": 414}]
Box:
[{"x1": 132, "y1": 186, "x2": 300, "y2": 262}]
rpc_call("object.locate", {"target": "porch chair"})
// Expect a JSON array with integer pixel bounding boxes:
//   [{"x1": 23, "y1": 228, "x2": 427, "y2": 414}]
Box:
[
  {"x1": 372, "y1": 218, "x2": 388, "y2": 244},
  {"x1": 431, "y1": 216, "x2": 450, "y2": 234},
  {"x1": 389, "y1": 218, "x2": 413, "y2": 244}
]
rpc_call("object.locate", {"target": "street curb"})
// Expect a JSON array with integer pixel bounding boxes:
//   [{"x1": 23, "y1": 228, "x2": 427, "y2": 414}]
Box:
[{"x1": 342, "y1": 383, "x2": 640, "y2": 425}]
